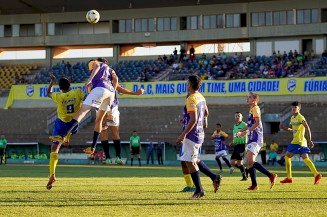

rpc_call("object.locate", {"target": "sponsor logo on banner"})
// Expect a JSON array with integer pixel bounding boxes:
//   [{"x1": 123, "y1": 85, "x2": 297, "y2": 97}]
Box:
[
  {"x1": 287, "y1": 79, "x2": 296, "y2": 92},
  {"x1": 26, "y1": 85, "x2": 34, "y2": 97}
]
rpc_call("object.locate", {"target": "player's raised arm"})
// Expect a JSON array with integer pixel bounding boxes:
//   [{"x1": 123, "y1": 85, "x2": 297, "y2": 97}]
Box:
[
  {"x1": 47, "y1": 72, "x2": 56, "y2": 98},
  {"x1": 279, "y1": 122, "x2": 292, "y2": 132},
  {"x1": 111, "y1": 70, "x2": 118, "y2": 90},
  {"x1": 116, "y1": 85, "x2": 144, "y2": 95}
]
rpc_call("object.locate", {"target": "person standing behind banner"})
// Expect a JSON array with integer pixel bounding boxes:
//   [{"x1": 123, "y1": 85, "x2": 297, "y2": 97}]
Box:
[{"x1": 0, "y1": 135, "x2": 7, "y2": 165}]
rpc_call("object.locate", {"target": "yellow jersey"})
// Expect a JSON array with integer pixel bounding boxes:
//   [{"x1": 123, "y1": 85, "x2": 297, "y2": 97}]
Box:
[
  {"x1": 51, "y1": 89, "x2": 85, "y2": 123},
  {"x1": 290, "y1": 113, "x2": 307, "y2": 146},
  {"x1": 270, "y1": 142, "x2": 279, "y2": 152}
]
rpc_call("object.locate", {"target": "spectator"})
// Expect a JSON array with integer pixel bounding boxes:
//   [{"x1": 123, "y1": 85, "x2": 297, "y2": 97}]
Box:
[
  {"x1": 270, "y1": 140, "x2": 279, "y2": 152},
  {"x1": 163, "y1": 54, "x2": 168, "y2": 63},
  {"x1": 259, "y1": 141, "x2": 267, "y2": 165},
  {"x1": 146, "y1": 141, "x2": 154, "y2": 165},
  {"x1": 158, "y1": 55, "x2": 163, "y2": 62},
  {"x1": 173, "y1": 47, "x2": 178, "y2": 60},
  {"x1": 268, "y1": 151, "x2": 277, "y2": 166},
  {"x1": 157, "y1": 142, "x2": 164, "y2": 165},
  {"x1": 0, "y1": 135, "x2": 7, "y2": 164},
  {"x1": 189, "y1": 45, "x2": 195, "y2": 62}
]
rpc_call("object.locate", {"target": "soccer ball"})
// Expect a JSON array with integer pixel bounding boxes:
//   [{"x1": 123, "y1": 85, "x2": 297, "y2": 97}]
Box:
[{"x1": 86, "y1": 10, "x2": 100, "y2": 24}]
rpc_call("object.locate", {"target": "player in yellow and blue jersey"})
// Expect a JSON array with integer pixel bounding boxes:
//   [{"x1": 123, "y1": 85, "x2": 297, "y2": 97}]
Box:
[
  {"x1": 237, "y1": 92, "x2": 277, "y2": 190},
  {"x1": 46, "y1": 72, "x2": 85, "y2": 190},
  {"x1": 177, "y1": 75, "x2": 221, "y2": 199},
  {"x1": 279, "y1": 101, "x2": 322, "y2": 184},
  {"x1": 211, "y1": 123, "x2": 234, "y2": 174}
]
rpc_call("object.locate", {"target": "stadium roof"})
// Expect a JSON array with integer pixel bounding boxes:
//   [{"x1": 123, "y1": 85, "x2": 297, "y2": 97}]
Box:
[{"x1": 0, "y1": 0, "x2": 274, "y2": 15}]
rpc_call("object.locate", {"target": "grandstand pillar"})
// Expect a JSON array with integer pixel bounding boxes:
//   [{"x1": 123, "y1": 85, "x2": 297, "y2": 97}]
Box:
[
  {"x1": 113, "y1": 45, "x2": 119, "y2": 64},
  {"x1": 250, "y1": 39, "x2": 256, "y2": 56},
  {"x1": 46, "y1": 47, "x2": 53, "y2": 68}
]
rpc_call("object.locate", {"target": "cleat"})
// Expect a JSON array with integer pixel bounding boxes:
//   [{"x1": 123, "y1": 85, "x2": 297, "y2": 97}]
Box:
[
  {"x1": 280, "y1": 177, "x2": 293, "y2": 184},
  {"x1": 240, "y1": 177, "x2": 248, "y2": 181},
  {"x1": 62, "y1": 132, "x2": 72, "y2": 146},
  {"x1": 314, "y1": 174, "x2": 322, "y2": 185},
  {"x1": 105, "y1": 159, "x2": 112, "y2": 165},
  {"x1": 269, "y1": 173, "x2": 278, "y2": 189},
  {"x1": 247, "y1": 185, "x2": 258, "y2": 190},
  {"x1": 83, "y1": 147, "x2": 95, "y2": 155},
  {"x1": 115, "y1": 157, "x2": 123, "y2": 165},
  {"x1": 49, "y1": 135, "x2": 64, "y2": 143},
  {"x1": 46, "y1": 175, "x2": 56, "y2": 190},
  {"x1": 191, "y1": 191, "x2": 205, "y2": 199},
  {"x1": 213, "y1": 174, "x2": 222, "y2": 193},
  {"x1": 180, "y1": 186, "x2": 196, "y2": 192},
  {"x1": 229, "y1": 167, "x2": 235, "y2": 174}
]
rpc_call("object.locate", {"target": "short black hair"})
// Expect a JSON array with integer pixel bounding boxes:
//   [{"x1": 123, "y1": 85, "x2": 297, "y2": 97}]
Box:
[
  {"x1": 59, "y1": 77, "x2": 70, "y2": 91},
  {"x1": 216, "y1": 123, "x2": 221, "y2": 127},
  {"x1": 291, "y1": 101, "x2": 301, "y2": 108},
  {"x1": 133, "y1": 130, "x2": 137, "y2": 133},
  {"x1": 97, "y1": 57, "x2": 108, "y2": 64},
  {"x1": 188, "y1": 75, "x2": 202, "y2": 91}
]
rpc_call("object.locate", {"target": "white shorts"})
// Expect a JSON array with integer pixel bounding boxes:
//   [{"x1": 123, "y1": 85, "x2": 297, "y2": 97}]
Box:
[
  {"x1": 216, "y1": 150, "x2": 228, "y2": 157},
  {"x1": 245, "y1": 142, "x2": 262, "y2": 157},
  {"x1": 83, "y1": 87, "x2": 115, "y2": 111},
  {"x1": 105, "y1": 106, "x2": 120, "y2": 127},
  {"x1": 180, "y1": 138, "x2": 201, "y2": 163}
]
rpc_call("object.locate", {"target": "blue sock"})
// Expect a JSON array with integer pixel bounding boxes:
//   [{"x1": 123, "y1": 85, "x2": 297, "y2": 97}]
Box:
[
  {"x1": 253, "y1": 162, "x2": 272, "y2": 177},
  {"x1": 91, "y1": 131, "x2": 99, "y2": 149},
  {"x1": 248, "y1": 167, "x2": 257, "y2": 186},
  {"x1": 198, "y1": 161, "x2": 217, "y2": 182},
  {"x1": 190, "y1": 171, "x2": 204, "y2": 193}
]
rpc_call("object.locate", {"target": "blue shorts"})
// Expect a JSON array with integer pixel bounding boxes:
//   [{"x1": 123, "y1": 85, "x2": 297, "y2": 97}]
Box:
[
  {"x1": 287, "y1": 144, "x2": 310, "y2": 155},
  {"x1": 52, "y1": 118, "x2": 78, "y2": 144}
]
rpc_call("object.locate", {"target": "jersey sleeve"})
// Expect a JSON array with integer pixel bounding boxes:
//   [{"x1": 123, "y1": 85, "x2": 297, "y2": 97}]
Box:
[
  {"x1": 298, "y1": 114, "x2": 306, "y2": 123},
  {"x1": 186, "y1": 95, "x2": 197, "y2": 113},
  {"x1": 51, "y1": 92, "x2": 60, "y2": 103},
  {"x1": 251, "y1": 106, "x2": 261, "y2": 118}
]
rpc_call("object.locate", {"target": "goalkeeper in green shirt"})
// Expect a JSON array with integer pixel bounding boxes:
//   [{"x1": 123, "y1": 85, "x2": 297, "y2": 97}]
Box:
[{"x1": 230, "y1": 112, "x2": 248, "y2": 181}]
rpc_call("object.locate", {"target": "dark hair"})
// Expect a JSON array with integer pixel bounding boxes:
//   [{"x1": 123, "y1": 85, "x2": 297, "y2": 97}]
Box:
[
  {"x1": 97, "y1": 57, "x2": 108, "y2": 64},
  {"x1": 216, "y1": 123, "x2": 221, "y2": 127},
  {"x1": 88, "y1": 59, "x2": 96, "y2": 64},
  {"x1": 235, "y1": 112, "x2": 241, "y2": 114},
  {"x1": 133, "y1": 130, "x2": 137, "y2": 133},
  {"x1": 188, "y1": 75, "x2": 202, "y2": 91},
  {"x1": 59, "y1": 77, "x2": 70, "y2": 91},
  {"x1": 291, "y1": 101, "x2": 301, "y2": 108}
]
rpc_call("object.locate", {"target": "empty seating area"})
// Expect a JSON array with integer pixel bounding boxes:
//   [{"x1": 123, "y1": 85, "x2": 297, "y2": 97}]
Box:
[
  {"x1": 0, "y1": 64, "x2": 37, "y2": 93},
  {"x1": 308, "y1": 56, "x2": 327, "y2": 77},
  {"x1": 112, "y1": 59, "x2": 169, "y2": 82},
  {"x1": 33, "y1": 61, "x2": 90, "y2": 84}
]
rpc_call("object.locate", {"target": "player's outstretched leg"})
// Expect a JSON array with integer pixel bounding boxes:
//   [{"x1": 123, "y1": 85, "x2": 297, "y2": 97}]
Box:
[{"x1": 197, "y1": 161, "x2": 222, "y2": 193}]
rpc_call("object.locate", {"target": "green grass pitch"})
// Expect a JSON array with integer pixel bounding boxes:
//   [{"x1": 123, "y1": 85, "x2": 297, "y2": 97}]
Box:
[{"x1": 0, "y1": 164, "x2": 326, "y2": 216}]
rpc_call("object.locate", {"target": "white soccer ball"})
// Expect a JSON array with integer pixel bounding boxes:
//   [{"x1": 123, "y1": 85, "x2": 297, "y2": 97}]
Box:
[{"x1": 86, "y1": 10, "x2": 100, "y2": 24}]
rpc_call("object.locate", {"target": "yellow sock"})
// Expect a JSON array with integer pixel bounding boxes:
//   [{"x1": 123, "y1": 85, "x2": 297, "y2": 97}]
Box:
[
  {"x1": 303, "y1": 157, "x2": 319, "y2": 176},
  {"x1": 49, "y1": 152, "x2": 58, "y2": 176},
  {"x1": 285, "y1": 156, "x2": 292, "y2": 178},
  {"x1": 183, "y1": 174, "x2": 193, "y2": 187}
]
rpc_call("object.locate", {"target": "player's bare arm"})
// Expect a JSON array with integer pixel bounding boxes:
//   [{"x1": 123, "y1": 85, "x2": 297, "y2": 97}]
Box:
[
  {"x1": 302, "y1": 120, "x2": 314, "y2": 148},
  {"x1": 47, "y1": 72, "x2": 55, "y2": 98}
]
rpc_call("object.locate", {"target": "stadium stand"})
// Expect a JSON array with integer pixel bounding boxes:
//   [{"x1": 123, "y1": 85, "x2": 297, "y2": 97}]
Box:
[
  {"x1": 0, "y1": 64, "x2": 38, "y2": 94},
  {"x1": 169, "y1": 52, "x2": 308, "y2": 81}
]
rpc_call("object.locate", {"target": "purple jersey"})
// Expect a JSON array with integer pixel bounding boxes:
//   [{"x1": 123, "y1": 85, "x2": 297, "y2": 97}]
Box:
[
  {"x1": 182, "y1": 92, "x2": 206, "y2": 144},
  {"x1": 91, "y1": 63, "x2": 115, "y2": 92},
  {"x1": 247, "y1": 105, "x2": 263, "y2": 144}
]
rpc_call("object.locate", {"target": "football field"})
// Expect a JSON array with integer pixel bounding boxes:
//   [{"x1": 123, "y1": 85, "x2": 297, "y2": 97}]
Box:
[{"x1": 0, "y1": 164, "x2": 326, "y2": 217}]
